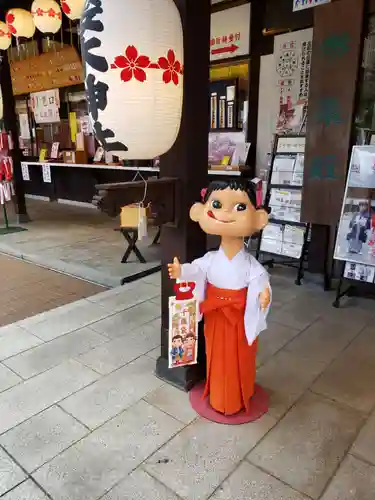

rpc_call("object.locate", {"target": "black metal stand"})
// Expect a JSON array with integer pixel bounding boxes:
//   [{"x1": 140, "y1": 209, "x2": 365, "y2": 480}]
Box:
[{"x1": 256, "y1": 134, "x2": 310, "y2": 286}]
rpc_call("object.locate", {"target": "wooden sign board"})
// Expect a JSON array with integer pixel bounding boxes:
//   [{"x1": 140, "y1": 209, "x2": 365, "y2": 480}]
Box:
[
  {"x1": 302, "y1": 0, "x2": 364, "y2": 225},
  {"x1": 11, "y1": 47, "x2": 84, "y2": 96}
]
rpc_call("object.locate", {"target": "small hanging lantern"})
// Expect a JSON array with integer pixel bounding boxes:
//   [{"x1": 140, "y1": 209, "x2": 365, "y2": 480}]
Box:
[
  {"x1": 60, "y1": 0, "x2": 85, "y2": 21},
  {"x1": 81, "y1": 0, "x2": 184, "y2": 160},
  {"x1": 6, "y1": 9, "x2": 36, "y2": 39},
  {"x1": 32, "y1": 0, "x2": 62, "y2": 35},
  {"x1": 0, "y1": 22, "x2": 11, "y2": 50}
]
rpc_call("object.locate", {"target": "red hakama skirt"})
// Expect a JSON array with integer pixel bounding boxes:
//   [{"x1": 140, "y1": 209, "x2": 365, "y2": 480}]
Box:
[{"x1": 200, "y1": 283, "x2": 258, "y2": 416}]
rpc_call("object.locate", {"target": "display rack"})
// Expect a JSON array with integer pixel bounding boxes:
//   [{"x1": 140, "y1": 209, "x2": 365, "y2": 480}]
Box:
[
  {"x1": 256, "y1": 134, "x2": 310, "y2": 285},
  {"x1": 333, "y1": 143, "x2": 375, "y2": 308}
]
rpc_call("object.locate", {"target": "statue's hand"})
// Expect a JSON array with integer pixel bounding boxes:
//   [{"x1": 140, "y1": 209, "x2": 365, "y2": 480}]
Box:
[
  {"x1": 168, "y1": 257, "x2": 181, "y2": 280},
  {"x1": 259, "y1": 287, "x2": 271, "y2": 311}
]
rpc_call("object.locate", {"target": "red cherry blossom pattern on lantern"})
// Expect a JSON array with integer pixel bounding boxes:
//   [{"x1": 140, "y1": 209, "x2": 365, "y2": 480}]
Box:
[
  {"x1": 61, "y1": 1, "x2": 71, "y2": 14},
  {"x1": 158, "y1": 49, "x2": 182, "y2": 85},
  {"x1": 6, "y1": 13, "x2": 16, "y2": 35},
  {"x1": 111, "y1": 45, "x2": 150, "y2": 83},
  {"x1": 32, "y1": 9, "x2": 62, "y2": 19},
  {"x1": 0, "y1": 29, "x2": 11, "y2": 38},
  {"x1": 111, "y1": 46, "x2": 183, "y2": 86}
]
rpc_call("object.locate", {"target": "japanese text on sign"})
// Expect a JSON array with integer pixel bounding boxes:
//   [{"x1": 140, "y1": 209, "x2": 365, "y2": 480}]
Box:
[{"x1": 293, "y1": 0, "x2": 331, "y2": 12}]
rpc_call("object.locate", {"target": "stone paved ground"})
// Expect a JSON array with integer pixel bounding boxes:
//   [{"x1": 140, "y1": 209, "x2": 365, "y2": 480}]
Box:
[
  {"x1": 0, "y1": 254, "x2": 104, "y2": 328},
  {"x1": 0, "y1": 269, "x2": 375, "y2": 499},
  {"x1": 0, "y1": 199, "x2": 161, "y2": 287}
]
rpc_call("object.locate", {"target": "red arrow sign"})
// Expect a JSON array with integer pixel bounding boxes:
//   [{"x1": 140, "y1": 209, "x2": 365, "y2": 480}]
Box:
[{"x1": 211, "y1": 44, "x2": 239, "y2": 56}]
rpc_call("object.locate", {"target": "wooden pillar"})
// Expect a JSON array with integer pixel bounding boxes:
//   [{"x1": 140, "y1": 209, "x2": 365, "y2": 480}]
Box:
[
  {"x1": 0, "y1": 52, "x2": 29, "y2": 222},
  {"x1": 246, "y1": 0, "x2": 273, "y2": 171},
  {"x1": 156, "y1": 0, "x2": 210, "y2": 390}
]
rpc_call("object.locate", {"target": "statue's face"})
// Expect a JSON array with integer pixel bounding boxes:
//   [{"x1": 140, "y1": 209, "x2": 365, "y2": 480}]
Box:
[{"x1": 190, "y1": 187, "x2": 268, "y2": 238}]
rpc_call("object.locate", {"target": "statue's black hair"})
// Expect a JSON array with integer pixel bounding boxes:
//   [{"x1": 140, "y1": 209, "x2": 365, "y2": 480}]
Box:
[{"x1": 203, "y1": 179, "x2": 257, "y2": 208}]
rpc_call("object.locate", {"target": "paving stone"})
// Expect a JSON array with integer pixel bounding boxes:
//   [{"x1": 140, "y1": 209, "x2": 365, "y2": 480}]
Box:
[
  {"x1": 4, "y1": 327, "x2": 107, "y2": 379},
  {"x1": 145, "y1": 384, "x2": 198, "y2": 424},
  {"x1": 211, "y1": 461, "x2": 309, "y2": 500},
  {"x1": 90, "y1": 301, "x2": 160, "y2": 339},
  {"x1": 0, "y1": 406, "x2": 88, "y2": 472},
  {"x1": 312, "y1": 326, "x2": 375, "y2": 413},
  {"x1": 1, "y1": 480, "x2": 49, "y2": 499},
  {"x1": 144, "y1": 414, "x2": 276, "y2": 500},
  {"x1": 102, "y1": 469, "x2": 179, "y2": 500},
  {"x1": 77, "y1": 322, "x2": 160, "y2": 375},
  {"x1": 0, "y1": 325, "x2": 43, "y2": 361},
  {"x1": 256, "y1": 350, "x2": 327, "y2": 420},
  {"x1": 268, "y1": 302, "x2": 321, "y2": 331},
  {"x1": 256, "y1": 321, "x2": 301, "y2": 366},
  {"x1": 0, "y1": 364, "x2": 21, "y2": 393},
  {"x1": 284, "y1": 318, "x2": 362, "y2": 365},
  {"x1": 22, "y1": 302, "x2": 113, "y2": 341},
  {"x1": 33, "y1": 400, "x2": 183, "y2": 500},
  {"x1": 60, "y1": 356, "x2": 163, "y2": 429},
  {"x1": 146, "y1": 346, "x2": 160, "y2": 360},
  {"x1": 321, "y1": 455, "x2": 375, "y2": 500},
  {"x1": 351, "y1": 411, "x2": 375, "y2": 466},
  {"x1": 0, "y1": 359, "x2": 98, "y2": 435},
  {"x1": 248, "y1": 392, "x2": 364, "y2": 499},
  {"x1": 0, "y1": 448, "x2": 26, "y2": 496},
  {"x1": 86, "y1": 283, "x2": 159, "y2": 313}
]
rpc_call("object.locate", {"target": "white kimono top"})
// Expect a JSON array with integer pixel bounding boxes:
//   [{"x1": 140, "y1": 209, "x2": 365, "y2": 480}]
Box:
[{"x1": 180, "y1": 247, "x2": 271, "y2": 345}]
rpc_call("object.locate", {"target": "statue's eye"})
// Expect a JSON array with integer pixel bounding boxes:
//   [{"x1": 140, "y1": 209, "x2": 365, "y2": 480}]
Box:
[
  {"x1": 235, "y1": 203, "x2": 247, "y2": 212},
  {"x1": 211, "y1": 200, "x2": 222, "y2": 209}
]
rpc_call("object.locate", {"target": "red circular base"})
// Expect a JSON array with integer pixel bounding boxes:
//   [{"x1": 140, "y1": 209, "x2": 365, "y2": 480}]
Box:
[{"x1": 189, "y1": 382, "x2": 269, "y2": 425}]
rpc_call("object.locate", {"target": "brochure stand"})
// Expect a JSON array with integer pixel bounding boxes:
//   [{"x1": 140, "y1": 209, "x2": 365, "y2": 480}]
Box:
[
  {"x1": 333, "y1": 145, "x2": 375, "y2": 308},
  {"x1": 256, "y1": 134, "x2": 310, "y2": 285}
]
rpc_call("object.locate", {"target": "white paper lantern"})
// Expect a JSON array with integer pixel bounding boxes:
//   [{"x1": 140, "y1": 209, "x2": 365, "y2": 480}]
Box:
[
  {"x1": 6, "y1": 9, "x2": 36, "y2": 39},
  {"x1": 61, "y1": 0, "x2": 85, "y2": 21},
  {"x1": 81, "y1": 0, "x2": 184, "y2": 160},
  {"x1": 0, "y1": 22, "x2": 11, "y2": 50},
  {"x1": 32, "y1": 0, "x2": 62, "y2": 35}
]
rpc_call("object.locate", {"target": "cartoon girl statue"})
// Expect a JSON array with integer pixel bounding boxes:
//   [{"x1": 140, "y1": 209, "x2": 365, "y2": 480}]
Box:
[
  {"x1": 168, "y1": 179, "x2": 271, "y2": 417},
  {"x1": 346, "y1": 201, "x2": 371, "y2": 254}
]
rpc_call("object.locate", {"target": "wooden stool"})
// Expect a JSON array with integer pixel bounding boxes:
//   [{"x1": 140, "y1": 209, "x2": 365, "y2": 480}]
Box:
[
  {"x1": 115, "y1": 227, "x2": 146, "y2": 264},
  {"x1": 152, "y1": 227, "x2": 161, "y2": 245}
]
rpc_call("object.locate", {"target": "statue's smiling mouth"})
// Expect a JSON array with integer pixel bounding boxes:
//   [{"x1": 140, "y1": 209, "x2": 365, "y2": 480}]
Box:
[{"x1": 207, "y1": 210, "x2": 234, "y2": 224}]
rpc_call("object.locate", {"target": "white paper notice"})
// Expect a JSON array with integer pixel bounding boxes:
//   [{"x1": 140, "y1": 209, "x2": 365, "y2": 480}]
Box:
[
  {"x1": 21, "y1": 162, "x2": 30, "y2": 181},
  {"x1": 19, "y1": 114, "x2": 31, "y2": 139},
  {"x1": 42, "y1": 164, "x2": 52, "y2": 183},
  {"x1": 51, "y1": 142, "x2": 60, "y2": 159}
]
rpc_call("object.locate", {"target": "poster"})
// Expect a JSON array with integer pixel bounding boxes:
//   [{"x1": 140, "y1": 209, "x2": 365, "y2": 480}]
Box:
[
  {"x1": 274, "y1": 29, "x2": 313, "y2": 133},
  {"x1": 168, "y1": 284, "x2": 199, "y2": 369},
  {"x1": 30, "y1": 89, "x2": 60, "y2": 124},
  {"x1": 343, "y1": 262, "x2": 375, "y2": 283},
  {"x1": 334, "y1": 146, "x2": 375, "y2": 266}
]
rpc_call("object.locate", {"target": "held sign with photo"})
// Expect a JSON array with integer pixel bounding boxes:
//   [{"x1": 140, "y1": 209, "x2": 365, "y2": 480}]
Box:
[{"x1": 334, "y1": 146, "x2": 375, "y2": 269}]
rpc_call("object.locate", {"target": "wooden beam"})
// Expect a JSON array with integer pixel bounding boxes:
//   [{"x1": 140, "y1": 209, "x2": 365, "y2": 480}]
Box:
[{"x1": 93, "y1": 177, "x2": 181, "y2": 226}]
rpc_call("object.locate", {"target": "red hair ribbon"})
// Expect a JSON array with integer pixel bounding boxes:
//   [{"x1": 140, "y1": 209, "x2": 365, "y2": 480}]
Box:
[{"x1": 200, "y1": 188, "x2": 207, "y2": 201}]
